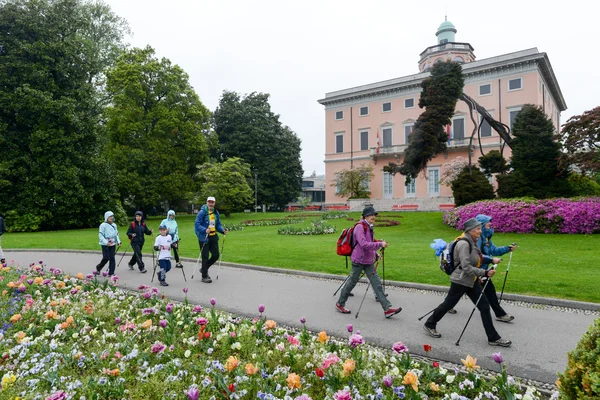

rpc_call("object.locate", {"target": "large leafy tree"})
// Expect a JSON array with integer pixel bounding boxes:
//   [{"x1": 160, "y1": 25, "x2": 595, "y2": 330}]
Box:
[
  {"x1": 212, "y1": 91, "x2": 303, "y2": 209},
  {"x1": 330, "y1": 164, "x2": 374, "y2": 199},
  {"x1": 195, "y1": 157, "x2": 254, "y2": 217},
  {"x1": 497, "y1": 105, "x2": 571, "y2": 198},
  {"x1": 105, "y1": 46, "x2": 210, "y2": 211},
  {"x1": 559, "y1": 106, "x2": 600, "y2": 175},
  {"x1": 0, "y1": 0, "x2": 128, "y2": 230}
]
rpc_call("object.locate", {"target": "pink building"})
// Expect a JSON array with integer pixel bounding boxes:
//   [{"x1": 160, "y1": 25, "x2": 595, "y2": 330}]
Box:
[{"x1": 318, "y1": 20, "x2": 566, "y2": 211}]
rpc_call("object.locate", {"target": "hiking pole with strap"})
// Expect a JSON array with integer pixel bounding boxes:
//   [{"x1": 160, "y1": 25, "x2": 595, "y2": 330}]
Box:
[
  {"x1": 216, "y1": 235, "x2": 226, "y2": 280},
  {"x1": 455, "y1": 268, "x2": 495, "y2": 346},
  {"x1": 381, "y1": 247, "x2": 386, "y2": 294},
  {"x1": 498, "y1": 248, "x2": 514, "y2": 304},
  {"x1": 191, "y1": 240, "x2": 205, "y2": 280},
  {"x1": 116, "y1": 248, "x2": 128, "y2": 268},
  {"x1": 418, "y1": 308, "x2": 435, "y2": 321},
  {"x1": 333, "y1": 271, "x2": 367, "y2": 297},
  {"x1": 355, "y1": 258, "x2": 380, "y2": 319}
]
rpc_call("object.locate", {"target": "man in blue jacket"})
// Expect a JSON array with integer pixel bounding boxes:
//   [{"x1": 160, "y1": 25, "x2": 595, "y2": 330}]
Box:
[{"x1": 194, "y1": 196, "x2": 226, "y2": 283}]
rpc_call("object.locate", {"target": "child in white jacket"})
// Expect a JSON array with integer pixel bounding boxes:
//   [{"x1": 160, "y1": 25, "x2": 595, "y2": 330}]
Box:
[{"x1": 154, "y1": 224, "x2": 173, "y2": 286}]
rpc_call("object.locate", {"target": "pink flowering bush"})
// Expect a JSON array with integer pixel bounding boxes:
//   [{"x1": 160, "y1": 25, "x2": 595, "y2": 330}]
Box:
[{"x1": 444, "y1": 197, "x2": 600, "y2": 234}]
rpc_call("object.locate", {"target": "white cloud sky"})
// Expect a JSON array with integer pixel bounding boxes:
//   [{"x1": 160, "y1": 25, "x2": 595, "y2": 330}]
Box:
[{"x1": 103, "y1": 0, "x2": 599, "y2": 175}]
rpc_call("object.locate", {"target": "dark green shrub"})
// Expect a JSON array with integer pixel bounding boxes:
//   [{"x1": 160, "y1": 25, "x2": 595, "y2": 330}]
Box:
[
  {"x1": 568, "y1": 174, "x2": 600, "y2": 196},
  {"x1": 451, "y1": 167, "x2": 495, "y2": 206},
  {"x1": 478, "y1": 150, "x2": 509, "y2": 176},
  {"x1": 4, "y1": 210, "x2": 44, "y2": 232}
]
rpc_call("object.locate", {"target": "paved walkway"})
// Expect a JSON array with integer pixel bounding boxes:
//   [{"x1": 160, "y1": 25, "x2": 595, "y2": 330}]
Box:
[{"x1": 5, "y1": 250, "x2": 599, "y2": 387}]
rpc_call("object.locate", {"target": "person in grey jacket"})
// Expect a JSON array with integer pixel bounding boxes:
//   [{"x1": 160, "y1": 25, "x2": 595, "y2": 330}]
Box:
[{"x1": 423, "y1": 218, "x2": 511, "y2": 347}]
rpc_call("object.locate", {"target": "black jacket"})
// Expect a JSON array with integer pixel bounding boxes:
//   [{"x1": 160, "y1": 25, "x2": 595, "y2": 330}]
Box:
[
  {"x1": 126, "y1": 221, "x2": 152, "y2": 245},
  {"x1": 0, "y1": 216, "x2": 5, "y2": 236}
]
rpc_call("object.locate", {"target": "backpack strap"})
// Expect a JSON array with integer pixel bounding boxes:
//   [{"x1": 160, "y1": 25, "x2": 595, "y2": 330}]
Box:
[{"x1": 453, "y1": 237, "x2": 472, "y2": 269}]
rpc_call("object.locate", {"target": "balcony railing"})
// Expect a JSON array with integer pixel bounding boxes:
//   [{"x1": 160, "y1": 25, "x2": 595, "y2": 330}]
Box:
[{"x1": 370, "y1": 138, "x2": 470, "y2": 157}]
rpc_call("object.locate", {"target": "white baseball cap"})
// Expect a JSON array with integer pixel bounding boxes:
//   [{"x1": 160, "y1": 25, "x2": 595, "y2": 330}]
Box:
[{"x1": 207, "y1": 196, "x2": 216, "y2": 202}]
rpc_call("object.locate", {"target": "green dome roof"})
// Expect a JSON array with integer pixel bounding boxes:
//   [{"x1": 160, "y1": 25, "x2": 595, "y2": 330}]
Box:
[
  {"x1": 436, "y1": 19, "x2": 457, "y2": 43},
  {"x1": 437, "y1": 20, "x2": 457, "y2": 33}
]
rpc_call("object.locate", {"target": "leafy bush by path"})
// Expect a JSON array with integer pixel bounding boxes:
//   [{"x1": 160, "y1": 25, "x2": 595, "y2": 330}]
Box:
[
  {"x1": 0, "y1": 262, "x2": 550, "y2": 399},
  {"x1": 444, "y1": 198, "x2": 600, "y2": 234}
]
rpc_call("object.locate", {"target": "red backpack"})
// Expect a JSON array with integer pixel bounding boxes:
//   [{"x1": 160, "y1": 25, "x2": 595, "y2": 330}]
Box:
[{"x1": 337, "y1": 222, "x2": 367, "y2": 267}]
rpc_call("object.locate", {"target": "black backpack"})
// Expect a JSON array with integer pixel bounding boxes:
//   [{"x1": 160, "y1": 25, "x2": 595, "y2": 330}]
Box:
[{"x1": 440, "y1": 237, "x2": 471, "y2": 275}]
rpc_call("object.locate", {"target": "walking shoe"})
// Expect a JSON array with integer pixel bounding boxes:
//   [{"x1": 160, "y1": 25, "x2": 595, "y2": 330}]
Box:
[
  {"x1": 384, "y1": 307, "x2": 402, "y2": 319},
  {"x1": 496, "y1": 315, "x2": 514, "y2": 322},
  {"x1": 128, "y1": 263, "x2": 135, "y2": 270},
  {"x1": 488, "y1": 338, "x2": 512, "y2": 347},
  {"x1": 335, "y1": 303, "x2": 351, "y2": 314},
  {"x1": 448, "y1": 308, "x2": 457, "y2": 314},
  {"x1": 0, "y1": 258, "x2": 5, "y2": 264},
  {"x1": 139, "y1": 268, "x2": 147, "y2": 274},
  {"x1": 423, "y1": 325, "x2": 442, "y2": 338},
  {"x1": 175, "y1": 262, "x2": 183, "y2": 268},
  {"x1": 159, "y1": 281, "x2": 169, "y2": 287},
  {"x1": 96, "y1": 265, "x2": 102, "y2": 273},
  {"x1": 201, "y1": 277, "x2": 212, "y2": 283}
]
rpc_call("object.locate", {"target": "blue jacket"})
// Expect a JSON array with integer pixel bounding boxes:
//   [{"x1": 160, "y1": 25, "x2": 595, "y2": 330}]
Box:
[
  {"x1": 161, "y1": 210, "x2": 179, "y2": 242},
  {"x1": 99, "y1": 211, "x2": 121, "y2": 246},
  {"x1": 194, "y1": 204, "x2": 224, "y2": 242},
  {"x1": 476, "y1": 214, "x2": 510, "y2": 270}
]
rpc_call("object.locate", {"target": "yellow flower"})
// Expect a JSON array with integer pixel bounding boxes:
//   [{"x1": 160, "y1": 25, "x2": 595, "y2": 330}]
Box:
[
  {"x1": 7, "y1": 281, "x2": 16, "y2": 289},
  {"x1": 224, "y1": 356, "x2": 240, "y2": 372},
  {"x1": 429, "y1": 382, "x2": 439, "y2": 391},
  {"x1": 46, "y1": 310, "x2": 59, "y2": 320},
  {"x1": 105, "y1": 368, "x2": 120, "y2": 376},
  {"x1": 286, "y1": 372, "x2": 301, "y2": 389},
  {"x1": 141, "y1": 319, "x2": 153, "y2": 329},
  {"x1": 342, "y1": 359, "x2": 356, "y2": 376},
  {"x1": 15, "y1": 331, "x2": 26, "y2": 343},
  {"x1": 265, "y1": 320, "x2": 276, "y2": 330},
  {"x1": 461, "y1": 354, "x2": 480, "y2": 371},
  {"x1": 2, "y1": 289, "x2": 7, "y2": 296},
  {"x1": 402, "y1": 371, "x2": 419, "y2": 392},
  {"x1": 49, "y1": 300, "x2": 59, "y2": 307},
  {"x1": 34, "y1": 277, "x2": 43, "y2": 285},
  {"x1": 245, "y1": 363, "x2": 259, "y2": 375},
  {"x1": 318, "y1": 331, "x2": 329, "y2": 344},
  {"x1": 61, "y1": 316, "x2": 75, "y2": 329},
  {"x1": 1, "y1": 372, "x2": 17, "y2": 388},
  {"x1": 76, "y1": 273, "x2": 84, "y2": 280},
  {"x1": 10, "y1": 314, "x2": 22, "y2": 323},
  {"x1": 55, "y1": 281, "x2": 65, "y2": 289}
]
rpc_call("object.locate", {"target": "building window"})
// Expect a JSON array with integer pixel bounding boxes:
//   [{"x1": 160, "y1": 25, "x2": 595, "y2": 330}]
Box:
[
  {"x1": 360, "y1": 106, "x2": 369, "y2": 116},
  {"x1": 428, "y1": 168, "x2": 440, "y2": 196},
  {"x1": 440, "y1": 39, "x2": 448, "y2": 44},
  {"x1": 404, "y1": 98, "x2": 415, "y2": 109},
  {"x1": 335, "y1": 134, "x2": 344, "y2": 153},
  {"x1": 479, "y1": 83, "x2": 492, "y2": 96},
  {"x1": 452, "y1": 116, "x2": 465, "y2": 143},
  {"x1": 382, "y1": 102, "x2": 392, "y2": 112},
  {"x1": 480, "y1": 116, "x2": 492, "y2": 137},
  {"x1": 335, "y1": 111, "x2": 343, "y2": 120},
  {"x1": 508, "y1": 78, "x2": 522, "y2": 91},
  {"x1": 453, "y1": 56, "x2": 464, "y2": 63},
  {"x1": 405, "y1": 177, "x2": 416, "y2": 197},
  {"x1": 383, "y1": 172, "x2": 393, "y2": 199},
  {"x1": 403, "y1": 123, "x2": 413, "y2": 144},
  {"x1": 508, "y1": 107, "x2": 522, "y2": 131},
  {"x1": 360, "y1": 130, "x2": 369, "y2": 151},
  {"x1": 382, "y1": 127, "x2": 393, "y2": 147},
  {"x1": 302, "y1": 181, "x2": 314, "y2": 188}
]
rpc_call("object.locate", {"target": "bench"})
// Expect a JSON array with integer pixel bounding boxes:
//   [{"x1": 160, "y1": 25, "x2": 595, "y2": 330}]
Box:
[
  {"x1": 304, "y1": 205, "x2": 321, "y2": 211},
  {"x1": 391, "y1": 204, "x2": 419, "y2": 211},
  {"x1": 439, "y1": 204, "x2": 455, "y2": 211},
  {"x1": 285, "y1": 206, "x2": 300, "y2": 212},
  {"x1": 324, "y1": 205, "x2": 350, "y2": 211}
]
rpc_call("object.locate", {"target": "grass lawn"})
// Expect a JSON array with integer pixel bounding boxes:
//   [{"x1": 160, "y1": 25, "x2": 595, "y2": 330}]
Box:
[{"x1": 4, "y1": 211, "x2": 600, "y2": 303}]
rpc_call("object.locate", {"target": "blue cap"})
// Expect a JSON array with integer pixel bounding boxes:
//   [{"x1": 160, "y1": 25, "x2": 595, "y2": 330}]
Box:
[{"x1": 159, "y1": 224, "x2": 167, "y2": 230}]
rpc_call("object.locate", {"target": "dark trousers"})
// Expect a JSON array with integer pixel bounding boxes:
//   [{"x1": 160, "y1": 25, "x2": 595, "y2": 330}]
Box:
[
  {"x1": 425, "y1": 281, "x2": 501, "y2": 342},
  {"x1": 199, "y1": 235, "x2": 219, "y2": 278},
  {"x1": 158, "y1": 259, "x2": 171, "y2": 282},
  {"x1": 128, "y1": 242, "x2": 145, "y2": 270},
  {"x1": 483, "y1": 278, "x2": 507, "y2": 318},
  {"x1": 97, "y1": 245, "x2": 117, "y2": 275},
  {"x1": 168, "y1": 235, "x2": 180, "y2": 263}
]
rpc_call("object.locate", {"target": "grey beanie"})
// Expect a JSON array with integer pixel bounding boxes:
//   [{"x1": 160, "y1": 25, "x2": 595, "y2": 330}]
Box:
[
  {"x1": 463, "y1": 218, "x2": 482, "y2": 232},
  {"x1": 362, "y1": 206, "x2": 379, "y2": 217}
]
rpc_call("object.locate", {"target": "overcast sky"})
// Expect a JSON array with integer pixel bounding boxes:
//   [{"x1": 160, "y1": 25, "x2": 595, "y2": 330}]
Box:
[{"x1": 104, "y1": 0, "x2": 599, "y2": 176}]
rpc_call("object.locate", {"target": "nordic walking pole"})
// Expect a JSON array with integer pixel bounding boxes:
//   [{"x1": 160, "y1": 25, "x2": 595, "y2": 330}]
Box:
[
  {"x1": 151, "y1": 235, "x2": 158, "y2": 283},
  {"x1": 498, "y1": 247, "x2": 514, "y2": 304},
  {"x1": 191, "y1": 241, "x2": 204, "y2": 280},
  {"x1": 381, "y1": 247, "x2": 386, "y2": 293},
  {"x1": 116, "y1": 248, "x2": 128, "y2": 268},
  {"x1": 216, "y1": 235, "x2": 226, "y2": 280},
  {"x1": 355, "y1": 258, "x2": 380, "y2": 319},
  {"x1": 455, "y1": 268, "x2": 495, "y2": 346},
  {"x1": 418, "y1": 308, "x2": 435, "y2": 321},
  {"x1": 333, "y1": 274, "x2": 351, "y2": 297}
]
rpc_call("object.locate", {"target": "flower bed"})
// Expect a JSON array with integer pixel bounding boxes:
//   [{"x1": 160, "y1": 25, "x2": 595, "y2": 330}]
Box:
[
  {"x1": 278, "y1": 220, "x2": 336, "y2": 235},
  {"x1": 243, "y1": 218, "x2": 305, "y2": 227},
  {"x1": 0, "y1": 262, "x2": 551, "y2": 399},
  {"x1": 444, "y1": 198, "x2": 600, "y2": 234},
  {"x1": 222, "y1": 223, "x2": 244, "y2": 232},
  {"x1": 321, "y1": 211, "x2": 349, "y2": 220}
]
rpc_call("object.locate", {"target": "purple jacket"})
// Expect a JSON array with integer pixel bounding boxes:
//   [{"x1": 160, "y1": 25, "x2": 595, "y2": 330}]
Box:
[{"x1": 351, "y1": 220, "x2": 383, "y2": 264}]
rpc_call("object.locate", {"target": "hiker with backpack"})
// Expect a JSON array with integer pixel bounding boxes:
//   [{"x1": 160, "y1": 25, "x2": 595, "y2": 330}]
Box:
[
  {"x1": 476, "y1": 214, "x2": 516, "y2": 322},
  {"x1": 161, "y1": 210, "x2": 183, "y2": 269},
  {"x1": 335, "y1": 206, "x2": 402, "y2": 319},
  {"x1": 423, "y1": 218, "x2": 511, "y2": 347},
  {"x1": 126, "y1": 211, "x2": 153, "y2": 273}
]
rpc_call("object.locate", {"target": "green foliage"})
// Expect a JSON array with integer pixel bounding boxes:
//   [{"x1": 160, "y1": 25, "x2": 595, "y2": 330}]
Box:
[
  {"x1": 451, "y1": 167, "x2": 495, "y2": 206},
  {"x1": 212, "y1": 91, "x2": 303, "y2": 209},
  {"x1": 558, "y1": 317, "x2": 600, "y2": 399},
  {"x1": 105, "y1": 46, "x2": 210, "y2": 211},
  {"x1": 478, "y1": 150, "x2": 509, "y2": 176},
  {"x1": 277, "y1": 220, "x2": 336, "y2": 235},
  {"x1": 497, "y1": 105, "x2": 571, "y2": 199},
  {"x1": 195, "y1": 157, "x2": 254, "y2": 217},
  {"x1": 559, "y1": 106, "x2": 600, "y2": 175},
  {"x1": 0, "y1": 0, "x2": 127, "y2": 230},
  {"x1": 331, "y1": 164, "x2": 374, "y2": 198},
  {"x1": 4, "y1": 210, "x2": 43, "y2": 232},
  {"x1": 568, "y1": 173, "x2": 600, "y2": 196},
  {"x1": 386, "y1": 61, "x2": 464, "y2": 180}
]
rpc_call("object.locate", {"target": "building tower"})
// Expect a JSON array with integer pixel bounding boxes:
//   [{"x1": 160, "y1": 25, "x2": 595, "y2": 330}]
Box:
[{"x1": 418, "y1": 18, "x2": 476, "y2": 72}]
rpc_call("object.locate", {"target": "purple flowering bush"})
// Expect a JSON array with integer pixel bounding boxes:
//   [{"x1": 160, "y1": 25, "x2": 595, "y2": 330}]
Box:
[{"x1": 444, "y1": 197, "x2": 600, "y2": 234}]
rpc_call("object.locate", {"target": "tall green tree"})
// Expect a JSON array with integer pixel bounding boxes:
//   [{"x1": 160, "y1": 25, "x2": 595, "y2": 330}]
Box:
[
  {"x1": 212, "y1": 91, "x2": 303, "y2": 209},
  {"x1": 195, "y1": 157, "x2": 254, "y2": 217},
  {"x1": 330, "y1": 164, "x2": 374, "y2": 199},
  {"x1": 105, "y1": 46, "x2": 210, "y2": 211},
  {"x1": 559, "y1": 106, "x2": 600, "y2": 175},
  {"x1": 497, "y1": 105, "x2": 571, "y2": 198},
  {"x1": 451, "y1": 167, "x2": 495, "y2": 206},
  {"x1": 0, "y1": 0, "x2": 128, "y2": 230}
]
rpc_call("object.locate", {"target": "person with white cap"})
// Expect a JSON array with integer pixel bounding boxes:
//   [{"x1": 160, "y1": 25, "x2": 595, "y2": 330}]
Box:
[
  {"x1": 95, "y1": 211, "x2": 122, "y2": 276},
  {"x1": 194, "y1": 196, "x2": 227, "y2": 283},
  {"x1": 423, "y1": 218, "x2": 511, "y2": 347}
]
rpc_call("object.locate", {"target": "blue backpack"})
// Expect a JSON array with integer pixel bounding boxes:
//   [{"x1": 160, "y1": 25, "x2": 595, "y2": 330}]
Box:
[{"x1": 440, "y1": 237, "x2": 471, "y2": 275}]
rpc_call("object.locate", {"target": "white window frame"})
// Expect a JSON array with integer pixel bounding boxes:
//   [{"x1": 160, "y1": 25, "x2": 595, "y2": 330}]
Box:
[
  {"x1": 508, "y1": 107, "x2": 522, "y2": 131},
  {"x1": 383, "y1": 172, "x2": 394, "y2": 199},
  {"x1": 405, "y1": 177, "x2": 416, "y2": 197},
  {"x1": 403, "y1": 123, "x2": 414, "y2": 145},
  {"x1": 428, "y1": 167, "x2": 440, "y2": 197},
  {"x1": 404, "y1": 98, "x2": 415, "y2": 109},
  {"x1": 508, "y1": 77, "x2": 523, "y2": 92},
  {"x1": 359, "y1": 129, "x2": 369, "y2": 151},
  {"x1": 478, "y1": 83, "x2": 492, "y2": 96},
  {"x1": 382, "y1": 102, "x2": 392, "y2": 113},
  {"x1": 335, "y1": 133, "x2": 344, "y2": 153},
  {"x1": 359, "y1": 106, "x2": 369, "y2": 116},
  {"x1": 335, "y1": 110, "x2": 344, "y2": 120}
]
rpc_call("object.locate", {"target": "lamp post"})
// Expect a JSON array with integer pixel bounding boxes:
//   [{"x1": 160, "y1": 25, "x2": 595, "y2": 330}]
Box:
[{"x1": 254, "y1": 171, "x2": 258, "y2": 213}]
